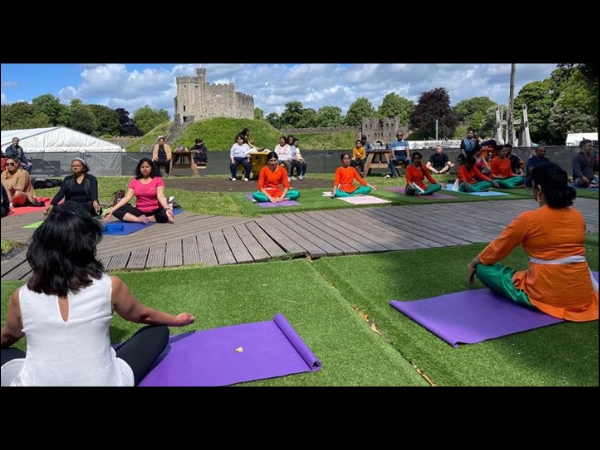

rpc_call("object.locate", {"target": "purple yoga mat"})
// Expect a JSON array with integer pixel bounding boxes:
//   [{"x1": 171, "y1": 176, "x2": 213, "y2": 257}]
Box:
[
  {"x1": 139, "y1": 314, "x2": 321, "y2": 387},
  {"x1": 103, "y1": 209, "x2": 184, "y2": 236},
  {"x1": 245, "y1": 194, "x2": 300, "y2": 208},
  {"x1": 384, "y1": 187, "x2": 456, "y2": 199}
]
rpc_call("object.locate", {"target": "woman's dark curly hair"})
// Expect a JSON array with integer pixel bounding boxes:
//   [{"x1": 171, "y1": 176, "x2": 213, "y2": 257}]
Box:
[
  {"x1": 532, "y1": 163, "x2": 577, "y2": 209},
  {"x1": 135, "y1": 157, "x2": 161, "y2": 179}
]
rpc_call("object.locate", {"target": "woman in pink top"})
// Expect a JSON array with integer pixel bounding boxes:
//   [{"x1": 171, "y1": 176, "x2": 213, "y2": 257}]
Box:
[{"x1": 105, "y1": 158, "x2": 174, "y2": 224}]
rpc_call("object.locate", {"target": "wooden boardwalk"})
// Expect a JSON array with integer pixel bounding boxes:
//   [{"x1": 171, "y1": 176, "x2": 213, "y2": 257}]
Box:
[{"x1": 2, "y1": 198, "x2": 598, "y2": 281}]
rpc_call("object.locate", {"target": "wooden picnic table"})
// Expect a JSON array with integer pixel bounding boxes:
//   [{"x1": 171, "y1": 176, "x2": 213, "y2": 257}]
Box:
[
  {"x1": 364, "y1": 150, "x2": 392, "y2": 177},
  {"x1": 171, "y1": 150, "x2": 200, "y2": 177}
]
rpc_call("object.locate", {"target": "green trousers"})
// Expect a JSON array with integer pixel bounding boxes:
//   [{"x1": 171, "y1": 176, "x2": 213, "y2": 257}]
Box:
[
  {"x1": 406, "y1": 183, "x2": 442, "y2": 196},
  {"x1": 460, "y1": 181, "x2": 493, "y2": 192},
  {"x1": 476, "y1": 263, "x2": 534, "y2": 308},
  {"x1": 253, "y1": 190, "x2": 300, "y2": 203},
  {"x1": 494, "y1": 176, "x2": 524, "y2": 189},
  {"x1": 335, "y1": 186, "x2": 372, "y2": 198}
]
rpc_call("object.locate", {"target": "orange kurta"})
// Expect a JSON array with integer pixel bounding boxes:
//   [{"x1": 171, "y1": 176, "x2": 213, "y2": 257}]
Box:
[
  {"x1": 458, "y1": 165, "x2": 493, "y2": 184},
  {"x1": 479, "y1": 206, "x2": 598, "y2": 321},
  {"x1": 334, "y1": 166, "x2": 367, "y2": 193},
  {"x1": 406, "y1": 165, "x2": 438, "y2": 191},
  {"x1": 258, "y1": 165, "x2": 289, "y2": 198},
  {"x1": 490, "y1": 157, "x2": 515, "y2": 178}
]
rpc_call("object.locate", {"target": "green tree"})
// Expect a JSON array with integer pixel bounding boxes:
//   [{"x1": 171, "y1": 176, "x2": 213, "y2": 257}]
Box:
[
  {"x1": 514, "y1": 80, "x2": 554, "y2": 142},
  {"x1": 254, "y1": 107, "x2": 264, "y2": 120},
  {"x1": 454, "y1": 97, "x2": 496, "y2": 122},
  {"x1": 69, "y1": 100, "x2": 96, "y2": 135},
  {"x1": 298, "y1": 108, "x2": 317, "y2": 128},
  {"x1": 479, "y1": 105, "x2": 503, "y2": 138},
  {"x1": 549, "y1": 71, "x2": 598, "y2": 143},
  {"x1": 266, "y1": 112, "x2": 280, "y2": 129},
  {"x1": 133, "y1": 106, "x2": 170, "y2": 135},
  {"x1": 88, "y1": 104, "x2": 120, "y2": 136},
  {"x1": 279, "y1": 101, "x2": 305, "y2": 128},
  {"x1": 558, "y1": 63, "x2": 599, "y2": 90},
  {"x1": 410, "y1": 88, "x2": 458, "y2": 138},
  {"x1": 346, "y1": 97, "x2": 375, "y2": 127},
  {"x1": 377, "y1": 93, "x2": 413, "y2": 124},
  {"x1": 115, "y1": 108, "x2": 142, "y2": 136},
  {"x1": 2, "y1": 102, "x2": 37, "y2": 130},
  {"x1": 470, "y1": 111, "x2": 485, "y2": 133},
  {"x1": 315, "y1": 106, "x2": 344, "y2": 128},
  {"x1": 31, "y1": 94, "x2": 67, "y2": 126}
]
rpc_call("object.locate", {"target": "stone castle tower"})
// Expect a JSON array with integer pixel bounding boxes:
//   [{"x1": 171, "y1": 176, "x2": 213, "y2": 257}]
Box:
[
  {"x1": 362, "y1": 117, "x2": 410, "y2": 147},
  {"x1": 174, "y1": 68, "x2": 254, "y2": 124}
]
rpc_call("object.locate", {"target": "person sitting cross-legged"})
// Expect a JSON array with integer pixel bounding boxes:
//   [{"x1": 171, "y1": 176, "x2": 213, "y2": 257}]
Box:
[
  {"x1": 104, "y1": 158, "x2": 174, "y2": 224},
  {"x1": 1, "y1": 203, "x2": 195, "y2": 387},
  {"x1": 405, "y1": 152, "x2": 444, "y2": 196},
  {"x1": 252, "y1": 152, "x2": 300, "y2": 203},
  {"x1": 457, "y1": 155, "x2": 499, "y2": 192},
  {"x1": 468, "y1": 163, "x2": 598, "y2": 322},
  {"x1": 333, "y1": 153, "x2": 377, "y2": 197},
  {"x1": 490, "y1": 146, "x2": 525, "y2": 189}
]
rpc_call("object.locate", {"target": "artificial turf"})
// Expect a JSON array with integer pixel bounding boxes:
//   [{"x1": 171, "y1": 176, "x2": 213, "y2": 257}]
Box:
[{"x1": 311, "y1": 233, "x2": 599, "y2": 386}]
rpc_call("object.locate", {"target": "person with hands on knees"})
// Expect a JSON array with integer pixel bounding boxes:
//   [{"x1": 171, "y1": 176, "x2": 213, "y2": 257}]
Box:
[
  {"x1": 467, "y1": 164, "x2": 597, "y2": 322},
  {"x1": 252, "y1": 152, "x2": 300, "y2": 203},
  {"x1": 104, "y1": 158, "x2": 174, "y2": 224},
  {"x1": 45, "y1": 158, "x2": 101, "y2": 217},
  {"x1": 333, "y1": 153, "x2": 377, "y2": 197},
  {"x1": 1, "y1": 203, "x2": 195, "y2": 387}
]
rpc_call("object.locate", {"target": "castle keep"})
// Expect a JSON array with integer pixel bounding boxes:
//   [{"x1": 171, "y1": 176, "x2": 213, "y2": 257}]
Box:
[{"x1": 174, "y1": 68, "x2": 254, "y2": 124}]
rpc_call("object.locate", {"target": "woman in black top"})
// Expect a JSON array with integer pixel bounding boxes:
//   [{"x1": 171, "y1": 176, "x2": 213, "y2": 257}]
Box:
[{"x1": 44, "y1": 158, "x2": 101, "y2": 216}]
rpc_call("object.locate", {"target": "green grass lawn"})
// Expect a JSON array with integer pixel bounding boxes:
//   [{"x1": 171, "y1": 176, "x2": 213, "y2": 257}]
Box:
[
  {"x1": 312, "y1": 233, "x2": 599, "y2": 386},
  {"x1": 0, "y1": 261, "x2": 426, "y2": 387},
  {"x1": 1, "y1": 241, "x2": 18, "y2": 254}
]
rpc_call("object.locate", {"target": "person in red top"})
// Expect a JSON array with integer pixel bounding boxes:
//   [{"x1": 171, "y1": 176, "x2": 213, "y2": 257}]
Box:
[
  {"x1": 1, "y1": 149, "x2": 6, "y2": 173},
  {"x1": 490, "y1": 146, "x2": 525, "y2": 188},
  {"x1": 105, "y1": 158, "x2": 174, "y2": 224},
  {"x1": 468, "y1": 163, "x2": 597, "y2": 321},
  {"x1": 457, "y1": 155, "x2": 499, "y2": 192},
  {"x1": 405, "y1": 152, "x2": 444, "y2": 196},
  {"x1": 253, "y1": 152, "x2": 300, "y2": 203},
  {"x1": 333, "y1": 153, "x2": 377, "y2": 198}
]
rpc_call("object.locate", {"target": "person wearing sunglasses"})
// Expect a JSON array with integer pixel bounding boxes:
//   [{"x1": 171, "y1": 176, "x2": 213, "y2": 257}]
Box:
[{"x1": 0, "y1": 156, "x2": 43, "y2": 207}]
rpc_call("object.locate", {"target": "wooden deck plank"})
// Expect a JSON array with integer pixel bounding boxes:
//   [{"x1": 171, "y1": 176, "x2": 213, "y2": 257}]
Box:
[
  {"x1": 197, "y1": 234, "x2": 219, "y2": 267},
  {"x1": 127, "y1": 247, "x2": 150, "y2": 270},
  {"x1": 1, "y1": 251, "x2": 28, "y2": 277},
  {"x1": 105, "y1": 252, "x2": 130, "y2": 271},
  {"x1": 222, "y1": 227, "x2": 254, "y2": 264},
  {"x1": 164, "y1": 239, "x2": 183, "y2": 267},
  {"x1": 182, "y1": 236, "x2": 201, "y2": 266},
  {"x1": 233, "y1": 224, "x2": 272, "y2": 262},
  {"x1": 255, "y1": 217, "x2": 308, "y2": 257},
  {"x1": 210, "y1": 230, "x2": 237, "y2": 265},
  {"x1": 244, "y1": 222, "x2": 286, "y2": 258},
  {"x1": 146, "y1": 244, "x2": 166, "y2": 268},
  {"x1": 266, "y1": 215, "x2": 338, "y2": 257}
]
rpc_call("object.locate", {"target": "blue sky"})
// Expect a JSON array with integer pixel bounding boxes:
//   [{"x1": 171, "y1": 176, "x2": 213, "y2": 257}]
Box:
[{"x1": 1, "y1": 63, "x2": 557, "y2": 117}]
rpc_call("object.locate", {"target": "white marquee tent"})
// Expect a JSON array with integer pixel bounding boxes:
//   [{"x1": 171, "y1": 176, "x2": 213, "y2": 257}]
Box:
[{"x1": 1, "y1": 127, "x2": 124, "y2": 177}]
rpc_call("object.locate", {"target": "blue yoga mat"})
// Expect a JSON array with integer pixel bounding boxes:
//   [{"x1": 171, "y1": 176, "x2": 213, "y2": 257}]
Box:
[
  {"x1": 104, "y1": 209, "x2": 184, "y2": 236},
  {"x1": 443, "y1": 187, "x2": 509, "y2": 197},
  {"x1": 138, "y1": 314, "x2": 321, "y2": 387}
]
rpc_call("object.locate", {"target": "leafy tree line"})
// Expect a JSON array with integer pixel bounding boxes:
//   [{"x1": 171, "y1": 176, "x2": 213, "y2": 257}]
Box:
[{"x1": 1, "y1": 94, "x2": 170, "y2": 138}]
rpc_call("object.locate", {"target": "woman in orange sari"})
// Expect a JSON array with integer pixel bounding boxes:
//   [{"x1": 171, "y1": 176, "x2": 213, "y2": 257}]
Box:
[{"x1": 468, "y1": 163, "x2": 598, "y2": 322}]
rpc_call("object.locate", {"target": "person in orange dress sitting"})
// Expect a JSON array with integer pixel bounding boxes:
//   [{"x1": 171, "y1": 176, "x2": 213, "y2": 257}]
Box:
[
  {"x1": 333, "y1": 153, "x2": 377, "y2": 198},
  {"x1": 468, "y1": 163, "x2": 598, "y2": 322},
  {"x1": 457, "y1": 155, "x2": 499, "y2": 192},
  {"x1": 405, "y1": 152, "x2": 444, "y2": 196},
  {"x1": 490, "y1": 145, "x2": 525, "y2": 188},
  {"x1": 252, "y1": 152, "x2": 300, "y2": 203}
]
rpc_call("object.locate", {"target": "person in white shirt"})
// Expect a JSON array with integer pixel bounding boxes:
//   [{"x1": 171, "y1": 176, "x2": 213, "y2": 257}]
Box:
[
  {"x1": 1, "y1": 203, "x2": 195, "y2": 386},
  {"x1": 229, "y1": 134, "x2": 251, "y2": 181},
  {"x1": 274, "y1": 136, "x2": 292, "y2": 177}
]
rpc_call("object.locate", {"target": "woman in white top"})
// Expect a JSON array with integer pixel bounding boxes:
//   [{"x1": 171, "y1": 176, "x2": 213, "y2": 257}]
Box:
[
  {"x1": 274, "y1": 136, "x2": 292, "y2": 177},
  {"x1": 1, "y1": 203, "x2": 195, "y2": 387},
  {"x1": 229, "y1": 134, "x2": 251, "y2": 181}
]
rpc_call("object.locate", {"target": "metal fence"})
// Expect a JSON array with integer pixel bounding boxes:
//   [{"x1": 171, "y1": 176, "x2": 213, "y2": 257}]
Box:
[{"x1": 26, "y1": 146, "x2": 597, "y2": 179}]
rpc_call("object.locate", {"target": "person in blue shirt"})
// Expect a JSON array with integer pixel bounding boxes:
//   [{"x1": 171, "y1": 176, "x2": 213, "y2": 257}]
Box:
[{"x1": 389, "y1": 131, "x2": 410, "y2": 178}]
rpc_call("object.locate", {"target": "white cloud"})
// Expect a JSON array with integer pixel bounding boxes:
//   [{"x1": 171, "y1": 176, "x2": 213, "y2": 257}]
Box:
[
  {"x1": 1, "y1": 81, "x2": 19, "y2": 89},
  {"x1": 58, "y1": 86, "x2": 78, "y2": 103},
  {"x1": 54, "y1": 63, "x2": 557, "y2": 117},
  {"x1": 1, "y1": 92, "x2": 7, "y2": 104}
]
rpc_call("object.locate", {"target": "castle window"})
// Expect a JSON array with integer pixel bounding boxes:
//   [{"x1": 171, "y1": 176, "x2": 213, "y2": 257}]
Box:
[
  {"x1": 184, "y1": 85, "x2": 187, "y2": 89},
  {"x1": 195, "y1": 85, "x2": 199, "y2": 88},
  {"x1": 183, "y1": 105, "x2": 186, "y2": 112}
]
